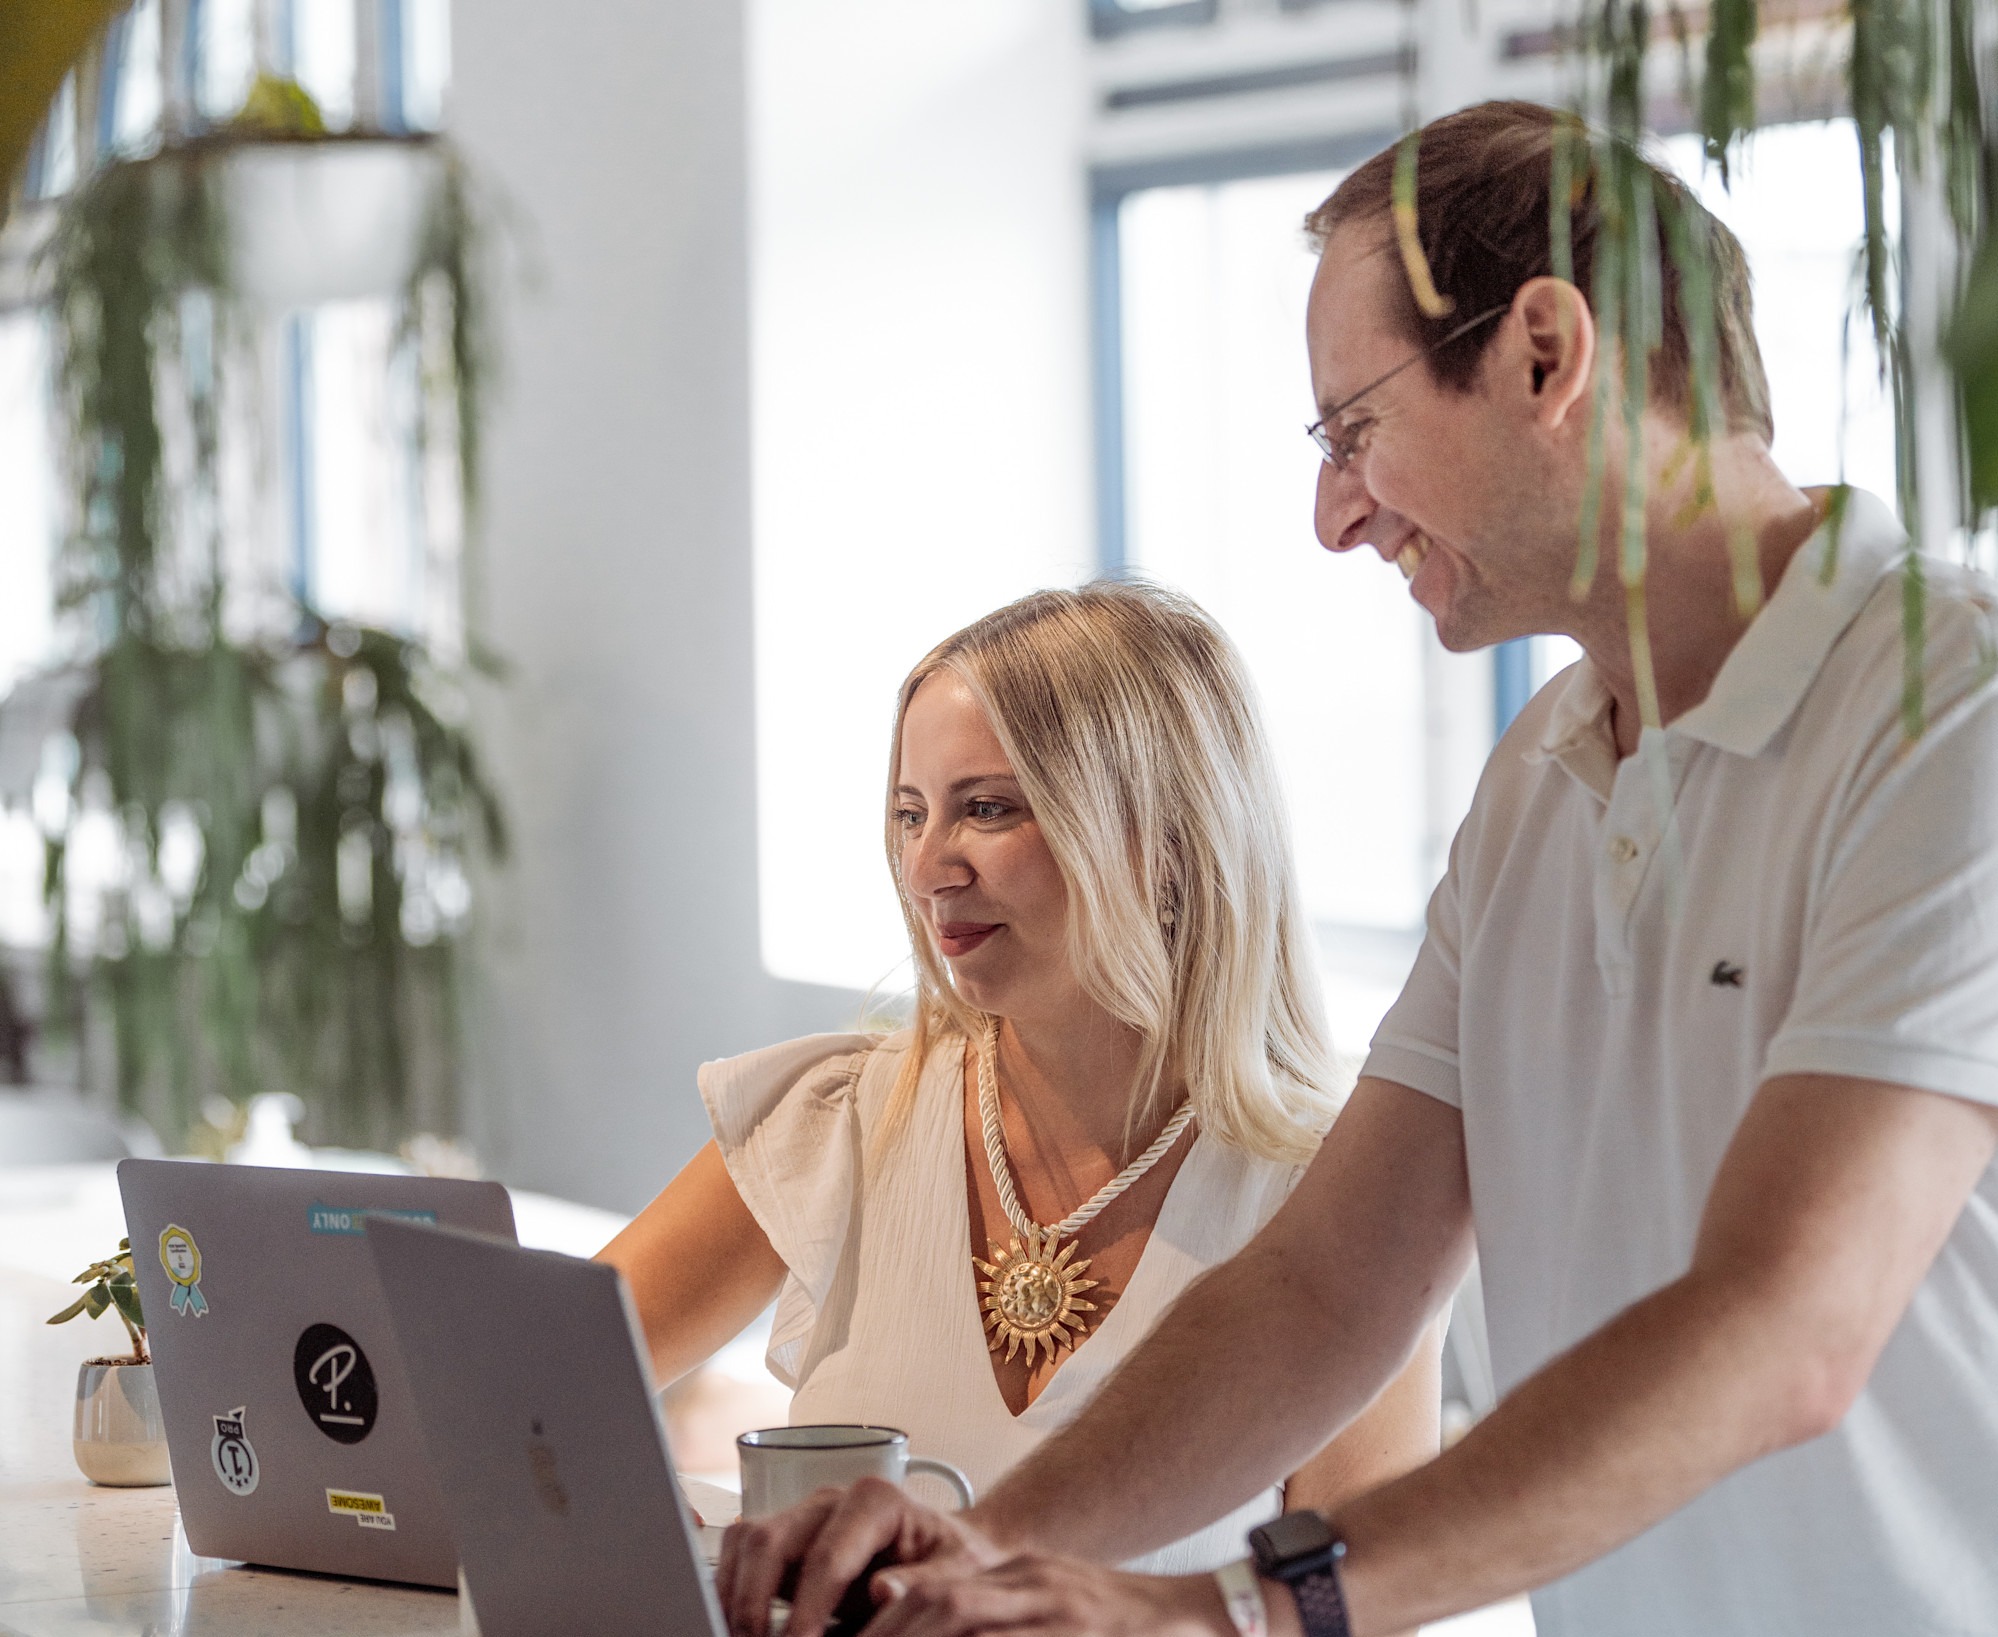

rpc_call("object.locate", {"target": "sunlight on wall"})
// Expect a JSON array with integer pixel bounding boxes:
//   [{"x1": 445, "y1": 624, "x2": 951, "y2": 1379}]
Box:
[{"x1": 750, "y1": 0, "x2": 1094, "y2": 993}]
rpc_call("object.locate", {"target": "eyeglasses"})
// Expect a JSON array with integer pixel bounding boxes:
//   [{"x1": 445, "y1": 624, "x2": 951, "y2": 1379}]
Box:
[{"x1": 1305, "y1": 304, "x2": 1510, "y2": 472}]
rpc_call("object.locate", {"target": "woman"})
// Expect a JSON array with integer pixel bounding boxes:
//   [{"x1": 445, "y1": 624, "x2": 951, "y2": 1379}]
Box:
[{"x1": 600, "y1": 582, "x2": 1441, "y2": 1572}]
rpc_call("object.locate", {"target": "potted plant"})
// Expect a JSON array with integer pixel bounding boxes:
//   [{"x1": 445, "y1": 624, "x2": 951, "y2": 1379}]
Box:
[{"x1": 48, "y1": 1237, "x2": 169, "y2": 1487}]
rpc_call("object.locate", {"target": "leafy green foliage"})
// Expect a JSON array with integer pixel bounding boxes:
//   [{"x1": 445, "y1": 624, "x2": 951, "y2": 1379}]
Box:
[
  {"x1": 1519, "y1": 0, "x2": 1990, "y2": 738},
  {"x1": 1951, "y1": 234, "x2": 1998, "y2": 514},
  {"x1": 47, "y1": 1237, "x2": 147, "y2": 1362},
  {"x1": 38, "y1": 136, "x2": 502, "y2": 1153}
]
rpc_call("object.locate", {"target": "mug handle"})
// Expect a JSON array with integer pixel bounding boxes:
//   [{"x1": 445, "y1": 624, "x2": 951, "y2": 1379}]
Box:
[{"x1": 906, "y1": 1456, "x2": 974, "y2": 1510}]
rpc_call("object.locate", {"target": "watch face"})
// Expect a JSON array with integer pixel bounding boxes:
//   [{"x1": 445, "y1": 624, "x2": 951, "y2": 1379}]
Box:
[{"x1": 1252, "y1": 1508, "x2": 1335, "y2": 1571}]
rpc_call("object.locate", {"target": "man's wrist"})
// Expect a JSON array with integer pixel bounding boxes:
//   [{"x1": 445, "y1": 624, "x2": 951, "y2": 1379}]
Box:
[
  {"x1": 1248, "y1": 1511, "x2": 1351, "y2": 1637},
  {"x1": 960, "y1": 1501, "x2": 1031, "y2": 1564}
]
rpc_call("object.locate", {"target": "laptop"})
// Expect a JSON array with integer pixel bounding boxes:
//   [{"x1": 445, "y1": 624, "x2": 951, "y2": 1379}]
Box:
[
  {"x1": 366, "y1": 1214, "x2": 771, "y2": 1635},
  {"x1": 118, "y1": 1157, "x2": 517, "y2": 1588}
]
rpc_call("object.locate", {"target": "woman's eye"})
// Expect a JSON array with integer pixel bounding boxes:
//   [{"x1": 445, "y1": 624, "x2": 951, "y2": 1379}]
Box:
[
  {"x1": 892, "y1": 807, "x2": 924, "y2": 829},
  {"x1": 967, "y1": 800, "x2": 1010, "y2": 821}
]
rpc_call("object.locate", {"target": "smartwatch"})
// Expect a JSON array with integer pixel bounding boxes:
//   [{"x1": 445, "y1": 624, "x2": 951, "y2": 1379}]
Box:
[{"x1": 1247, "y1": 1510, "x2": 1351, "y2": 1637}]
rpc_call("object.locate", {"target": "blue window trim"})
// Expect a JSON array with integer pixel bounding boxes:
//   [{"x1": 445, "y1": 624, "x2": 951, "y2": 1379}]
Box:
[
  {"x1": 1493, "y1": 639, "x2": 1533, "y2": 737},
  {"x1": 1089, "y1": 0, "x2": 1218, "y2": 42},
  {"x1": 95, "y1": 11, "x2": 130, "y2": 157},
  {"x1": 379, "y1": 0, "x2": 408, "y2": 133},
  {"x1": 283, "y1": 313, "x2": 316, "y2": 608}
]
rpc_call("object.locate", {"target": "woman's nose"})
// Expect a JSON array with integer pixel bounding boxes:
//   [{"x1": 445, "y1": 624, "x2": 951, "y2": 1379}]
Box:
[{"x1": 902, "y1": 823, "x2": 969, "y2": 898}]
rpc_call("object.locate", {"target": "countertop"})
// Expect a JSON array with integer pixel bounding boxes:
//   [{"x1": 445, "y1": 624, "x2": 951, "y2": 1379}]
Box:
[{"x1": 0, "y1": 1162, "x2": 632, "y2": 1637}]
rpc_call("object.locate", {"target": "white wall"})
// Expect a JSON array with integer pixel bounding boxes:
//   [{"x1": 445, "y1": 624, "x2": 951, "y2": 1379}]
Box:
[
  {"x1": 749, "y1": 0, "x2": 1096, "y2": 993},
  {"x1": 449, "y1": 0, "x2": 852, "y2": 1212}
]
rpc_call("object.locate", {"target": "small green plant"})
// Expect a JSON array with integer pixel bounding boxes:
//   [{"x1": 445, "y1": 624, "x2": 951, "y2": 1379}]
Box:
[{"x1": 46, "y1": 1237, "x2": 148, "y2": 1364}]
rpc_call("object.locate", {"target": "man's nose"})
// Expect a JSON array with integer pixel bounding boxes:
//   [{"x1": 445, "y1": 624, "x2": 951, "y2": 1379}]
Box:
[{"x1": 1314, "y1": 459, "x2": 1378, "y2": 555}]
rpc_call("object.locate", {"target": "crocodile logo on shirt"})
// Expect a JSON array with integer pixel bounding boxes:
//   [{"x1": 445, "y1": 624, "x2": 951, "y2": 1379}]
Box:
[{"x1": 1710, "y1": 960, "x2": 1746, "y2": 988}]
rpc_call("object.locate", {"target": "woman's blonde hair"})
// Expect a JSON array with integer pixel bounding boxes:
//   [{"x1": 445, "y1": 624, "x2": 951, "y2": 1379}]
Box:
[{"x1": 885, "y1": 581, "x2": 1341, "y2": 1164}]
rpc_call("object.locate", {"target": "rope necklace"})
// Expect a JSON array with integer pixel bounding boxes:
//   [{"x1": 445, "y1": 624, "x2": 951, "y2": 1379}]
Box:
[{"x1": 973, "y1": 1018, "x2": 1196, "y2": 1364}]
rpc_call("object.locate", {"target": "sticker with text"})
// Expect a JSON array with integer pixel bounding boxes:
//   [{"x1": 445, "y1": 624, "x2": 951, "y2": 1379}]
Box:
[
  {"x1": 293, "y1": 1322, "x2": 378, "y2": 1443},
  {"x1": 211, "y1": 1406, "x2": 259, "y2": 1496},
  {"x1": 159, "y1": 1224, "x2": 208, "y2": 1316},
  {"x1": 307, "y1": 1204, "x2": 439, "y2": 1237},
  {"x1": 326, "y1": 1488, "x2": 396, "y2": 1530}
]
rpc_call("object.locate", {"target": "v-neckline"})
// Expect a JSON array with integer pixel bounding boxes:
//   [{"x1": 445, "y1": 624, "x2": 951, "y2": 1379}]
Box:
[{"x1": 945, "y1": 1046, "x2": 1203, "y2": 1423}]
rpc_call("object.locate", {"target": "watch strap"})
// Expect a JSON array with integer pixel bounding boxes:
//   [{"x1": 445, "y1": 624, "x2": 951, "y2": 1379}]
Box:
[{"x1": 1283, "y1": 1542, "x2": 1352, "y2": 1637}]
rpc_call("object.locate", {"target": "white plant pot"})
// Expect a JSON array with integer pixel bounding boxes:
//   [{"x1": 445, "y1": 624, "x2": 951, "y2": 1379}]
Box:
[
  {"x1": 221, "y1": 138, "x2": 443, "y2": 308},
  {"x1": 74, "y1": 1360, "x2": 171, "y2": 1487}
]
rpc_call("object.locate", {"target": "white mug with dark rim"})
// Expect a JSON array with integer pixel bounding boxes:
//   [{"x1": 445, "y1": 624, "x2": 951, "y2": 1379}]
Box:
[{"x1": 737, "y1": 1424, "x2": 974, "y2": 1517}]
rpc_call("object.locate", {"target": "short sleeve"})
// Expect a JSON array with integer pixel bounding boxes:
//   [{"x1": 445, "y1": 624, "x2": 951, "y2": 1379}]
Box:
[
  {"x1": 698, "y1": 1032, "x2": 881, "y2": 1385},
  {"x1": 1363, "y1": 837, "x2": 1466, "y2": 1108},
  {"x1": 1763, "y1": 680, "x2": 1998, "y2": 1106}
]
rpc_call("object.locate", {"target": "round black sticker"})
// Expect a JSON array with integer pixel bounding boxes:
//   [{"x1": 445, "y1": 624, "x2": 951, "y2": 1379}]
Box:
[{"x1": 293, "y1": 1322, "x2": 378, "y2": 1444}]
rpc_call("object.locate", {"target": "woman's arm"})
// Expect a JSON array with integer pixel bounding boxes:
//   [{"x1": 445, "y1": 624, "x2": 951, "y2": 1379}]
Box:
[
  {"x1": 596, "y1": 1140, "x2": 789, "y2": 1385},
  {"x1": 1276, "y1": 1316, "x2": 1444, "y2": 1637},
  {"x1": 1280, "y1": 1316, "x2": 1445, "y2": 1515}
]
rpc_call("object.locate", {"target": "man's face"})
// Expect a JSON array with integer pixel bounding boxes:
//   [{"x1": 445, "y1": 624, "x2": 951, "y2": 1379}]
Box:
[{"x1": 1305, "y1": 221, "x2": 1579, "y2": 651}]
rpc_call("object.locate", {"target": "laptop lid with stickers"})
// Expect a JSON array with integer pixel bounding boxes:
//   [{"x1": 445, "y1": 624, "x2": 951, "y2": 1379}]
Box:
[
  {"x1": 118, "y1": 1158, "x2": 517, "y2": 1588},
  {"x1": 366, "y1": 1216, "x2": 727, "y2": 1637}
]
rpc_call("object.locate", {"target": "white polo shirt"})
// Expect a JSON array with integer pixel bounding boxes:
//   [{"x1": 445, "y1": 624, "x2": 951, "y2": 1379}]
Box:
[{"x1": 1364, "y1": 491, "x2": 1998, "y2": 1636}]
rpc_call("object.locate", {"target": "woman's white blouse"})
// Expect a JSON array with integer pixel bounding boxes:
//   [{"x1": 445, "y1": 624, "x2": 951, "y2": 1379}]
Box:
[{"x1": 699, "y1": 1028, "x2": 1307, "y2": 1576}]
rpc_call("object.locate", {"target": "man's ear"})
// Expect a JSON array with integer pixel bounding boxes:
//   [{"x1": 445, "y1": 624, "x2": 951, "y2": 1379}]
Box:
[{"x1": 1514, "y1": 276, "x2": 1593, "y2": 431}]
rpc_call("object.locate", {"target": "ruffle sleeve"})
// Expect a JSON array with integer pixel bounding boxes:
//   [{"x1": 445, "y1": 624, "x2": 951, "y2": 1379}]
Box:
[{"x1": 697, "y1": 1032, "x2": 882, "y2": 1387}]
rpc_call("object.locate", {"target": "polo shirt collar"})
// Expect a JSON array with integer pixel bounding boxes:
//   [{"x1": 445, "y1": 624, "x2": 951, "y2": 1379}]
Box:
[
  {"x1": 1535, "y1": 488, "x2": 1906, "y2": 774},
  {"x1": 1670, "y1": 488, "x2": 1906, "y2": 756}
]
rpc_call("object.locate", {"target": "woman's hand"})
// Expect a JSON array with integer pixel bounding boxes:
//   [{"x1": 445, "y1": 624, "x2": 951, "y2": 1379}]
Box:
[
  {"x1": 717, "y1": 1477, "x2": 1003, "y2": 1637},
  {"x1": 862, "y1": 1557, "x2": 1235, "y2": 1637}
]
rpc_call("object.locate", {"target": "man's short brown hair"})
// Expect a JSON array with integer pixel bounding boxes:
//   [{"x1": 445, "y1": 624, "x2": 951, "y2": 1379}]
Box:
[{"x1": 1307, "y1": 100, "x2": 1773, "y2": 443}]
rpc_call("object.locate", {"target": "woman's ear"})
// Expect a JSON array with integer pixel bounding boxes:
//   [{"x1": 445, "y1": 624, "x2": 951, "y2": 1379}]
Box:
[{"x1": 1514, "y1": 276, "x2": 1594, "y2": 431}]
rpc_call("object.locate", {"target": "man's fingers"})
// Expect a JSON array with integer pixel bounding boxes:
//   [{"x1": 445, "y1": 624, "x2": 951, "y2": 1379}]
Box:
[
  {"x1": 861, "y1": 1561, "x2": 1065, "y2": 1637},
  {"x1": 783, "y1": 1478, "x2": 939, "y2": 1637},
  {"x1": 717, "y1": 1489, "x2": 839, "y2": 1637}
]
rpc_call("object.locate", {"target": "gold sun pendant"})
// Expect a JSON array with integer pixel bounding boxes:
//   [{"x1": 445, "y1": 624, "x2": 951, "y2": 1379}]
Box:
[{"x1": 974, "y1": 1225, "x2": 1101, "y2": 1365}]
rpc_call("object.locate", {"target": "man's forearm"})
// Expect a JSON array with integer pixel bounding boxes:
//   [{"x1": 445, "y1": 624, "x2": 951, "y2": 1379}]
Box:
[
  {"x1": 971, "y1": 1080, "x2": 1475, "y2": 1564},
  {"x1": 971, "y1": 1240, "x2": 1418, "y2": 1561}
]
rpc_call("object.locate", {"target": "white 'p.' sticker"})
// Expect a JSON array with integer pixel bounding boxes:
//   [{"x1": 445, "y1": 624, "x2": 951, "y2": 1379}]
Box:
[{"x1": 211, "y1": 1407, "x2": 259, "y2": 1496}]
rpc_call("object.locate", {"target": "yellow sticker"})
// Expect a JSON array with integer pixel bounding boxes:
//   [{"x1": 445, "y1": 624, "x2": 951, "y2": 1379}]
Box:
[
  {"x1": 158, "y1": 1224, "x2": 208, "y2": 1317},
  {"x1": 326, "y1": 1489, "x2": 396, "y2": 1530}
]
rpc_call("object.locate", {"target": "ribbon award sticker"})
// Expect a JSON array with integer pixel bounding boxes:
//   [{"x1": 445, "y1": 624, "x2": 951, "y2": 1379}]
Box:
[
  {"x1": 211, "y1": 1407, "x2": 259, "y2": 1496},
  {"x1": 159, "y1": 1224, "x2": 208, "y2": 1317}
]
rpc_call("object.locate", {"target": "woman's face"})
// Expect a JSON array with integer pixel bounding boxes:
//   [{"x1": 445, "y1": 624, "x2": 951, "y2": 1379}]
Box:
[{"x1": 894, "y1": 674, "x2": 1078, "y2": 1023}]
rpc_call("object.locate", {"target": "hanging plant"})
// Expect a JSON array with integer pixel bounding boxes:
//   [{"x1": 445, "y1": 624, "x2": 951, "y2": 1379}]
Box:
[
  {"x1": 1393, "y1": 0, "x2": 1992, "y2": 737},
  {"x1": 28, "y1": 90, "x2": 505, "y2": 1154}
]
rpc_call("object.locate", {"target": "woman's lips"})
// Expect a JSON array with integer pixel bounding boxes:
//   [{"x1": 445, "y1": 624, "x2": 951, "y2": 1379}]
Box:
[{"x1": 936, "y1": 922, "x2": 1000, "y2": 958}]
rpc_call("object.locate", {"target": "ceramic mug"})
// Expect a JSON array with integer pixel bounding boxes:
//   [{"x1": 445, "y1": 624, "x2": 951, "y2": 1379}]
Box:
[{"x1": 737, "y1": 1424, "x2": 974, "y2": 1517}]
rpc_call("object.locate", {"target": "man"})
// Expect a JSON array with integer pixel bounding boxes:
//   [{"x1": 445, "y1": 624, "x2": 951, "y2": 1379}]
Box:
[{"x1": 720, "y1": 100, "x2": 1998, "y2": 1636}]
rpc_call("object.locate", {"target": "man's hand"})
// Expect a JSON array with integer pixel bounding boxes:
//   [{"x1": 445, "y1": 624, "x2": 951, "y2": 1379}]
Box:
[
  {"x1": 861, "y1": 1557, "x2": 1236, "y2": 1637},
  {"x1": 716, "y1": 1478, "x2": 1004, "y2": 1637}
]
